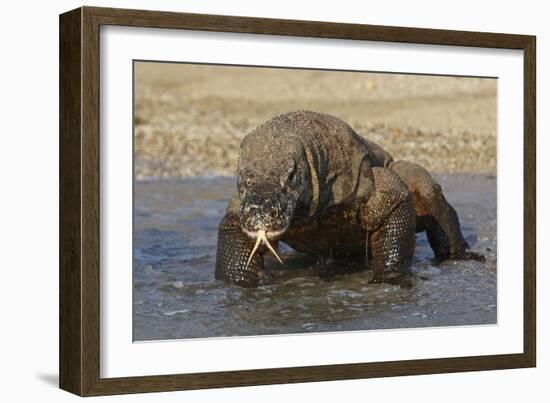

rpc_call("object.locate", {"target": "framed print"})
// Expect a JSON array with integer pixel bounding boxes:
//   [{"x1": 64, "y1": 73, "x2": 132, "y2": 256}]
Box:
[{"x1": 59, "y1": 6, "x2": 536, "y2": 396}]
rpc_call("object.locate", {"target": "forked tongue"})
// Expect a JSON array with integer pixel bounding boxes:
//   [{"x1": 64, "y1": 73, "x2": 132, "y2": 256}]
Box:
[
  {"x1": 245, "y1": 230, "x2": 283, "y2": 269},
  {"x1": 245, "y1": 234, "x2": 263, "y2": 269}
]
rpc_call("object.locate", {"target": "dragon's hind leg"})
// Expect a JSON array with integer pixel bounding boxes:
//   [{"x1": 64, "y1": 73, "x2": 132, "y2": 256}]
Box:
[
  {"x1": 361, "y1": 168, "x2": 416, "y2": 287},
  {"x1": 389, "y1": 160, "x2": 485, "y2": 262}
]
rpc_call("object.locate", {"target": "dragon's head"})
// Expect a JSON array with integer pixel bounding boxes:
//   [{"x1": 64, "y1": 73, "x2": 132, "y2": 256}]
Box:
[{"x1": 236, "y1": 132, "x2": 309, "y2": 265}]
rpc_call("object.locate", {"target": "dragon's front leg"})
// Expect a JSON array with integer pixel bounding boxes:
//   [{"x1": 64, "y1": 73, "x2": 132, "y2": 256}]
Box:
[
  {"x1": 361, "y1": 168, "x2": 417, "y2": 287},
  {"x1": 368, "y1": 199, "x2": 417, "y2": 287},
  {"x1": 215, "y1": 213, "x2": 264, "y2": 287}
]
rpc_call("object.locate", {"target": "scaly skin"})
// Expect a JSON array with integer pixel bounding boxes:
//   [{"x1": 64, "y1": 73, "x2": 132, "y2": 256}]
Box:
[
  {"x1": 362, "y1": 168, "x2": 417, "y2": 286},
  {"x1": 214, "y1": 110, "x2": 483, "y2": 287},
  {"x1": 215, "y1": 212, "x2": 265, "y2": 287}
]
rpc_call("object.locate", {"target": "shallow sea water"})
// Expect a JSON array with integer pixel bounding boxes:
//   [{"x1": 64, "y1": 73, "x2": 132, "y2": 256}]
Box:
[{"x1": 133, "y1": 174, "x2": 497, "y2": 341}]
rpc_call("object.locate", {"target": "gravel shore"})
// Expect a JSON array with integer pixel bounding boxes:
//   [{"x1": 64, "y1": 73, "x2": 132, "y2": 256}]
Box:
[{"x1": 134, "y1": 62, "x2": 496, "y2": 179}]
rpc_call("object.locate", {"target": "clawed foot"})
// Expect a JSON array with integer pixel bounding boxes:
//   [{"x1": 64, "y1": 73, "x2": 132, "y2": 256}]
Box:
[
  {"x1": 369, "y1": 273, "x2": 414, "y2": 289},
  {"x1": 461, "y1": 251, "x2": 486, "y2": 263},
  {"x1": 436, "y1": 250, "x2": 486, "y2": 263},
  {"x1": 216, "y1": 268, "x2": 261, "y2": 288}
]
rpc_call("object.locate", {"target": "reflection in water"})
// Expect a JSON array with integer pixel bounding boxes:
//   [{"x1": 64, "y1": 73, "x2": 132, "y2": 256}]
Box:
[{"x1": 133, "y1": 175, "x2": 497, "y2": 341}]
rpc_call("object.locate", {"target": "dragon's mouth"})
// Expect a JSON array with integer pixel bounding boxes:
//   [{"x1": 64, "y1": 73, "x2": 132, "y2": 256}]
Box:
[
  {"x1": 243, "y1": 225, "x2": 288, "y2": 241},
  {"x1": 245, "y1": 229, "x2": 284, "y2": 269}
]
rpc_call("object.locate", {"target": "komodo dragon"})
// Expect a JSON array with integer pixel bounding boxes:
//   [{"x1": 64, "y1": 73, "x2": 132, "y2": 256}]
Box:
[{"x1": 215, "y1": 110, "x2": 484, "y2": 288}]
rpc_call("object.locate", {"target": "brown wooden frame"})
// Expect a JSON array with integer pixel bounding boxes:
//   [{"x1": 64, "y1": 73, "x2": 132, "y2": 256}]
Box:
[{"x1": 59, "y1": 6, "x2": 536, "y2": 396}]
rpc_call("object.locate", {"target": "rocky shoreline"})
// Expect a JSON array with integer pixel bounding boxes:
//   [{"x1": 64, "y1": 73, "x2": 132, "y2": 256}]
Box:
[{"x1": 134, "y1": 63, "x2": 496, "y2": 179}]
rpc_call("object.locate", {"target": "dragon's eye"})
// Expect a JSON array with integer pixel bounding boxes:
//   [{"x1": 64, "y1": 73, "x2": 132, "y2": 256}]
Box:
[
  {"x1": 237, "y1": 173, "x2": 253, "y2": 190},
  {"x1": 286, "y1": 162, "x2": 298, "y2": 185},
  {"x1": 288, "y1": 169, "x2": 296, "y2": 183}
]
